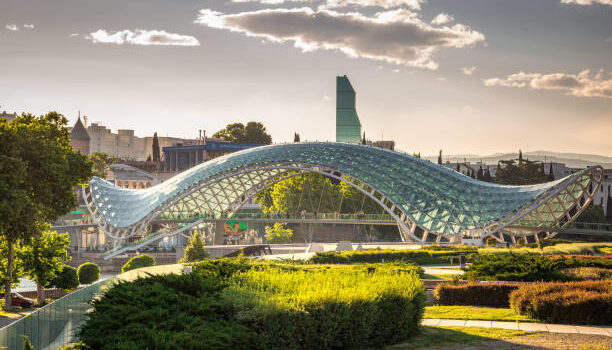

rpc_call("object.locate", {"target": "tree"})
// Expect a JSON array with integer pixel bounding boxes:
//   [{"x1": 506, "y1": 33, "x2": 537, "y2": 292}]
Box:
[
  {"x1": 213, "y1": 122, "x2": 272, "y2": 144},
  {"x1": 20, "y1": 228, "x2": 71, "y2": 304},
  {"x1": 518, "y1": 149, "x2": 523, "y2": 165},
  {"x1": 152, "y1": 132, "x2": 160, "y2": 162},
  {"x1": 88, "y1": 151, "x2": 117, "y2": 178},
  {"x1": 412, "y1": 152, "x2": 421, "y2": 158},
  {"x1": 121, "y1": 254, "x2": 156, "y2": 273},
  {"x1": 264, "y1": 223, "x2": 293, "y2": 243},
  {"x1": 181, "y1": 232, "x2": 208, "y2": 263},
  {"x1": 576, "y1": 204, "x2": 607, "y2": 224},
  {"x1": 476, "y1": 165, "x2": 484, "y2": 180},
  {"x1": 48, "y1": 263, "x2": 79, "y2": 290},
  {"x1": 494, "y1": 159, "x2": 549, "y2": 185},
  {"x1": 0, "y1": 112, "x2": 92, "y2": 310},
  {"x1": 77, "y1": 262, "x2": 100, "y2": 284},
  {"x1": 455, "y1": 164, "x2": 460, "y2": 172},
  {"x1": 437, "y1": 150, "x2": 442, "y2": 165},
  {"x1": 362, "y1": 132, "x2": 366, "y2": 145},
  {"x1": 293, "y1": 132, "x2": 300, "y2": 143},
  {"x1": 483, "y1": 166, "x2": 492, "y2": 182}
]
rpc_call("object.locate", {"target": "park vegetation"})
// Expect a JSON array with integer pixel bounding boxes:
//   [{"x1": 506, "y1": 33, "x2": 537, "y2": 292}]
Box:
[
  {"x1": 77, "y1": 263, "x2": 100, "y2": 285},
  {"x1": 0, "y1": 112, "x2": 92, "y2": 309},
  {"x1": 121, "y1": 254, "x2": 156, "y2": 273},
  {"x1": 180, "y1": 232, "x2": 208, "y2": 263},
  {"x1": 213, "y1": 122, "x2": 272, "y2": 144},
  {"x1": 310, "y1": 247, "x2": 477, "y2": 265},
  {"x1": 78, "y1": 258, "x2": 425, "y2": 349}
]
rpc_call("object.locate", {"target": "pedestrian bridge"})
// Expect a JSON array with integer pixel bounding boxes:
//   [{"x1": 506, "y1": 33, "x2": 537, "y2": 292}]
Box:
[{"x1": 84, "y1": 142, "x2": 603, "y2": 250}]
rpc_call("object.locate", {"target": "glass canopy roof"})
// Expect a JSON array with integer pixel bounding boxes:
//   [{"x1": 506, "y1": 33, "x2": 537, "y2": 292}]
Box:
[{"x1": 87, "y1": 142, "x2": 595, "y2": 236}]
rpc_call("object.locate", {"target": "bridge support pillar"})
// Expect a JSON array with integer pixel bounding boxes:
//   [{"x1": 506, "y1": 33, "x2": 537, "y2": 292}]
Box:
[{"x1": 214, "y1": 221, "x2": 225, "y2": 245}]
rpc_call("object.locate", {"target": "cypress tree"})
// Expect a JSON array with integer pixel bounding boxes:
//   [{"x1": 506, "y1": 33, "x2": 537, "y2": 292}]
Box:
[
  {"x1": 152, "y1": 132, "x2": 160, "y2": 162},
  {"x1": 362, "y1": 132, "x2": 366, "y2": 145},
  {"x1": 548, "y1": 162, "x2": 555, "y2": 181},
  {"x1": 437, "y1": 150, "x2": 442, "y2": 165},
  {"x1": 518, "y1": 149, "x2": 523, "y2": 165},
  {"x1": 484, "y1": 166, "x2": 492, "y2": 182},
  {"x1": 293, "y1": 132, "x2": 300, "y2": 142},
  {"x1": 477, "y1": 165, "x2": 484, "y2": 180}
]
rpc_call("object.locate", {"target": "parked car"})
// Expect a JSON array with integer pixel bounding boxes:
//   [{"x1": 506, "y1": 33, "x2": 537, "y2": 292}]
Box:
[{"x1": 11, "y1": 292, "x2": 34, "y2": 308}]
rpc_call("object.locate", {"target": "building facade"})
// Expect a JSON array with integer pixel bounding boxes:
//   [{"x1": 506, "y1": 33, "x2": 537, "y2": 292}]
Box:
[
  {"x1": 162, "y1": 140, "x2": 262, "y2": 172},
  {"x1": 336, "y1": 75, "x2": 362, "y2": 143},
  {"x1": 593, "y1": 169, "x2": 612, "y2": 214},
  {"x1": 69, "y1": 117, "x2": 91, "y2": 155},
  {"x1": 0, "y1": 111, "x2": 17, "y2": 122}
]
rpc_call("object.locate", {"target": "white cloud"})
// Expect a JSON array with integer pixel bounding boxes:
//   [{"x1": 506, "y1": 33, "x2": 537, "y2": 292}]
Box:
[
  {"x1": 69, "y1": 33, "x2": 79, "y2": 38},
  {"x1": 483, "y1": 69, "x2": 612, "y2": 99},
  {"x1": 196, "y1": 8, "x2": 484, "y2": 69},
  {"x1": 233, "y1": 0, "x2": 427, "y2": 10},
  {"x1": 5, "y1": 24, "x2": 19, "y2": 31},
  {"x1": 431, "y1": 13, "x2": 453, "y2": 25},
  {"x1": 560, "y1": 0, "x2": 612, "y2": 5},
  {"x1": 461, "y1": 66, "x2": 476, "y2": 75},
  {"x1": 23, "y1": 24, "x2": 34, "y2": 29},
  {"x1": 87, "y1": 29, "x2": 200, "y2": 46}
]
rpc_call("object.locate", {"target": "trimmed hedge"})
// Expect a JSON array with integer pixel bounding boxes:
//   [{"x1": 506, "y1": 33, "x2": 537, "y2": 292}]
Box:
[
  {"x1": 509, "y1": 280, "x2": 612, "y2": 325},
  {"x1": 434, "y1": 283, "x2": 520, "y2": 308},
  {"x1": 77, "y1": 262, "x2": 100, "y2": 285},
  {"x1": 79, "y1": 259, "x2": 425, "y2": 349},
  {"x1": 48, "y1": 264, "x2": 79, "y2": 290},
  {"x1": 310, "y1": 247, "x2": 475, "y2": 265},
  {"x1": 121, "y1": 254, "x2": 156, "y2": 273}
]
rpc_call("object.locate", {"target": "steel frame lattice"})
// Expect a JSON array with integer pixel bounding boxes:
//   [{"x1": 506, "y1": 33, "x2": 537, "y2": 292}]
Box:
[{"x1": 83, "y1": 142, "x2": 603, "y2": 247}]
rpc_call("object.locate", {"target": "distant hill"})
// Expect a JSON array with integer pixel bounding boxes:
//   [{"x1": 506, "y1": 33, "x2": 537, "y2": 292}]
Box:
[{"x1": 424, "y1": 151, "x2": 612, "y2": 169}]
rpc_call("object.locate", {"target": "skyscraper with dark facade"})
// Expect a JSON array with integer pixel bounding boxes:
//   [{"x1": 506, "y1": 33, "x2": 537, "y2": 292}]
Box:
[{"x1": 335, "y1": 75, "x2": 362, "y2": 143}]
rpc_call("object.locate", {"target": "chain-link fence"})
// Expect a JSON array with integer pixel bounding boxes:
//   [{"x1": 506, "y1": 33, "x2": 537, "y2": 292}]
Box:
[{"x1": 0, "y1": 279, "x2": 114, "y2": 350}]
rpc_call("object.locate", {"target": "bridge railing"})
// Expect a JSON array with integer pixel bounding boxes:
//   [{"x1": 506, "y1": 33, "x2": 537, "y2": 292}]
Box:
[
  {"x1": 0, "y1": 279, "x2": 113, "y2": 350},
  {"x1": 156, "y1": 212, "x2": 396, "y2": 222},
  {"x1": 510, "y1": 221, "x2": 612, "y2": 232}
]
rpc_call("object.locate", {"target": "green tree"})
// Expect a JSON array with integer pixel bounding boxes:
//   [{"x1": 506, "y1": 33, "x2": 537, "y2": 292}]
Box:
[
  {"x1": 77, "y1": 262, "x2": 100, "y2": 284},
  {"x1": 483, "y1": 166, "x2": 492, "y2": 182},
  {"x1": 293, "y1": 132, "x2": 300, "y2": 142},
  {"x1": 264, "y1": 223, "x2": 293, "y2": 243},
  {"x1": 213, "y1": 122, "x2": 272, "y2": 144},
  {"x1": 0, "y1": 112, "x2": 92, "y2": 310},
  {"x1": 181, "y1": 232, "x2": 208, "y2": 262},
  {"x1": 494, "y1": 159, "x2": 549, "y2": 185},
  {"x1": 152, "y1": 132, "x2": 160, "y2": 162},
  {"x1": 48, "y1": 263, "x2": 79, "y2": 290},
  {"x1": 88, "y1": 151, "x2": 117, "y2": 178},
  {"x1": 20, "y1": 228, "x2": 71, "y2": 304},
  {"x1": 121, "y1": 254, "x2": 156, "y2": 273},
  {"x1": 437, "y1": 150, "x2": 442, "y2": 165},
  {"x1": 548, "y1": 163, "x2": 555, "y2": 181},
  {"x1": 518, "y1": 149, "x2": 523, "y2": 165},
  {"x1": 476, "y1": 165, "x2": 484, "y2": 180},
  {"x1": 362, "y1": 132, "x2": 366, "y2": 145},
  {"x1": 576, "y1": 204, "x2": 607, "y2": 224}
]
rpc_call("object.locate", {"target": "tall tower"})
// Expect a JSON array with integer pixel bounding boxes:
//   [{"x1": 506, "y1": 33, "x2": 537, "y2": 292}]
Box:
[
  {"x1": 335, "y1": 75, "x2": 362, "y2": 143},
  {"x1": 70, "y1": 114, "x2": 91, "y2": 155}
]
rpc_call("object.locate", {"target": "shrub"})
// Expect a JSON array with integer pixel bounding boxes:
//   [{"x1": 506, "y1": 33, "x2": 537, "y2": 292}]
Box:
[
  {"x1": 561, "y1": 267, "x2": 612, "y2": 280},
  {"x1": 48, "y1": 264, "x2": 79, "y2": 290},
  {"x1": 434, "y1": 283, "x2": 520, "y2": 308},
  {"x1": 77, "y1": 262, "x2": 100, "y2": 285},
  {"x1": 79, "y1": 273, "x2": 255, "y2": 349},
  {"x1": 310, "y1": 247, "x2": 476, "y2": 265},
  {"x1": 509, "y1": 280, "x2": 612, "y2": 325},
  {"x1": 225, "y1": 265, "x2": 425, "y2": 349},
  {"x1": 121, "y1": 254, "x2": 156, "y2": 273},
  {"x1": 264, "y1": 223, "x2": 293, "y2": 244},
  {"x1": 181, "y1": 232, "x2": 208, "y2": 263}
]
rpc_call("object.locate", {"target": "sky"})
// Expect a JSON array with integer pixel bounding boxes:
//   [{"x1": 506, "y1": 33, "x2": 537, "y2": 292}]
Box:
[{"x1": 1, "y1": 0, "x2": 611, "y2": 156}]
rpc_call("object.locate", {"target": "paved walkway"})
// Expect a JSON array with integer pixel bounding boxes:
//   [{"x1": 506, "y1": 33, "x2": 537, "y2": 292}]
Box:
[{"x1": 423, "y1": 318, "x2": 612, "y2": 337}]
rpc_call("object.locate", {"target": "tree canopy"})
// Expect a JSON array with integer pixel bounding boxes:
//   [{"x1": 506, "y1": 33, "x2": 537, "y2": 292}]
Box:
[
  {"x1": 0, "y1": 112, "x2": 92, "y2": 309},
  {"x1": 494, "y1": 159, "x2": 549, "y2": 185},
  {"x1": 213, "y1": 122, "x2": 272, "y2": 144},
  {"x1": 89, "y1": 151, "x2": 118, "y2": 178},
  {"x1": 181, "y1": 232, "x2": 208, "y2": 263},
  {"x1": 264, "y1": 223, "x2": 293, "y2": 244}
]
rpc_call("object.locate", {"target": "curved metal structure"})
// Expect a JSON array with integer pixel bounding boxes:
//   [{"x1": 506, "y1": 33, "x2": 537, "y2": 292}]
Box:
[{"x1": 84, "y1": 142, "x2": 603, "y2": 245}]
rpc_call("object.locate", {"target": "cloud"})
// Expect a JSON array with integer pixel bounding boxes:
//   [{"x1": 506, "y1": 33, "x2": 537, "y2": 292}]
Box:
[
  {"x1": 483, "y1": 69, "x2": 612, "y2": 99},
  {"x1": 69, "y1": 33, "x2": 79, "y2": 38},
  {"x1": 196, "y1": 8, "x2": 484, "y2": 69},
  {"x1": 431, "y1": 13, "x2": 453, "y2": 25},
  {"x1": 5, "y1": 24, "x2": 19, "y2": 31},
  {"x1": 87, "y1": 29, "x2": 200, "y2": 46},
  {"x1": 232, "y1": 0, "x2": 427, "y2": 10},
  {"x1": 560, "y1": 0, "x2": 612, "y2": 5},
  {"x1": 23, "y1": 24, "x2": 34, "y2": 29},
  {"x1": 461, "y1": 66, "x2": 476, "y2": 75}
]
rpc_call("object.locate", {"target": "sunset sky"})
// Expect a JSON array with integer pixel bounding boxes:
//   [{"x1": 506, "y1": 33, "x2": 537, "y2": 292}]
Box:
[{"x1": 1, "y1": 0, "x2": 611, "y2": 156}]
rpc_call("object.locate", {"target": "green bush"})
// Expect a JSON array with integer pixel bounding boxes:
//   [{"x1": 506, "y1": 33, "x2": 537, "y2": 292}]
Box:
[
  {"x1": 78, "y1": 259, "x2": 425, "y2": 349},
  {"x1": 434, "y1": 283, "x2": 520, "y2": 308},
  {"x1": 561, "y1": 267, "x2": 612, "y2": 280},
  {"x1": 48, "y1": 264, "x2": 79, "y2": 290},
  {"x1": 509, "y1": 280, "x2": 612, "y2": 325},
  {"x1": 224, "y1": 265, "x2": 425, "y2": 350},
  {"x1": 181, "y1": 232, "x2": 208, "y2": 263},
  {"x1": 79, "y1": 273, "x2": 255, "y2": 349},
  {"x1": 77, "y1": 262, "x2": 100, "y2": 285},
  {"x1": 462, "y1": 253, "x2": 612, "y2": 282},
  {"x1": 310, "y1": 247, "x2": 476, "y2": 265},
  {"x1": 121, "y1": 254, "x2": 156, "y2": 273}
]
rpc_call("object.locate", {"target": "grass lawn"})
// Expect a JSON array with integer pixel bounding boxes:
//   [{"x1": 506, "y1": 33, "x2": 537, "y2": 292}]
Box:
[
  {"x1": 424, "y1": 305, "x2": 536, "y2": 322},
  {"x1": 387, "y1": 326, "x2": 534, "y2": 349}
]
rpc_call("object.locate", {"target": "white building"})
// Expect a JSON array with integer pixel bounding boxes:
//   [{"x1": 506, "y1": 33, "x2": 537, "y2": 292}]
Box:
[{"x1": 593, "y1": 169, "x2": 612, "y2": 214}]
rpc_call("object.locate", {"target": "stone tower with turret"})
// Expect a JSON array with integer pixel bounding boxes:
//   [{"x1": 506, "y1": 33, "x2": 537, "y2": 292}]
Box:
[{"x1": 70, "y1": 114, "x2": 91, "y2": 155}]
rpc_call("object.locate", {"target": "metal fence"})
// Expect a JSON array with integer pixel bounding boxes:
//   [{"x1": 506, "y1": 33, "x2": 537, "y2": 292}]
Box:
[{"x1": 0, "y1": 279, "x2": 114, "y2": 350}]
